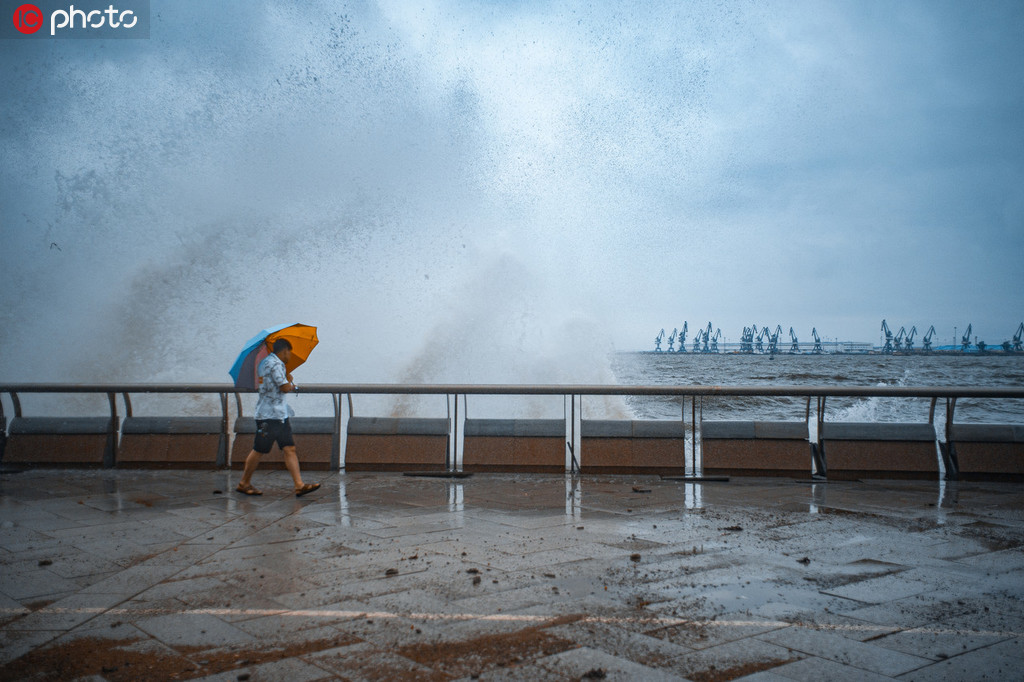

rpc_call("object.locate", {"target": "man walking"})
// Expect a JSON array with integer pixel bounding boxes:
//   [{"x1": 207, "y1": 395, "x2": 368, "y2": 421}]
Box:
[{"x1": 236, "y1": 338, "x2": 320, "y2": 497}]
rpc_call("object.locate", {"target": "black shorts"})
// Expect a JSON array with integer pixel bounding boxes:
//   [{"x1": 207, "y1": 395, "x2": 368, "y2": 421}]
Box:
[{"x1": 253, "y1": 419, "x2": 295, "y2": 454}]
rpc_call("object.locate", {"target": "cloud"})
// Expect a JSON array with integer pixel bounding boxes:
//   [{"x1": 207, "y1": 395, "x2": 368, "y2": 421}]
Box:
[{"x1": 1, "y1": 0, "x2": 1021, "y2": 380}]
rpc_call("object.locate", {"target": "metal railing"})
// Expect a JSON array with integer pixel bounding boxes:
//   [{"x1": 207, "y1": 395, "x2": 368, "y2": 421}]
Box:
[{"x1": 2, "y1": 383, "x2": 1023, "y2": 474}]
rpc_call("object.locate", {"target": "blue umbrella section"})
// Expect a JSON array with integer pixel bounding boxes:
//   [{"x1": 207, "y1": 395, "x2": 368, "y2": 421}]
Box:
[{"x1": 228, "y1": 323, "x2": 294, "y2": 390}]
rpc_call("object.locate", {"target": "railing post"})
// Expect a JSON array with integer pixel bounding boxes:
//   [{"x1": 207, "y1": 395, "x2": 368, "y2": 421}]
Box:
[
  {"x1": 0, "y1": 392, "x2": 6, "y2": 461},
  {"x1": 450, "y1": 392, "x2": 457, "y2": 472},
  {"x1": 330, "y1": 393, "x2": 342, "y2": 470},
  {"x1": 216, "y1": 392, "x2": 229, "y2": 468},
  {"x1": 942, "y1": 397, "x2": 959, "y2": 480},
  {"x1": 691, "y1": 395, "x2": 697, "y2": 476},
  {"x1": 568, "y1": 394, "x2": 578, "y2": 473},
  {"x1": 812, "y1": 396, "x2": 827, "y2": 478},
  {"x1": 105, "y1": 391, "x2": 118, "y2": 468}
]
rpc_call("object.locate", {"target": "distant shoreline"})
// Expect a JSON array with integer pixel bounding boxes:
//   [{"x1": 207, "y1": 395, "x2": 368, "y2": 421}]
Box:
[{"x1": 626, "y1": 349, "x2": 1024, "y2": 356}]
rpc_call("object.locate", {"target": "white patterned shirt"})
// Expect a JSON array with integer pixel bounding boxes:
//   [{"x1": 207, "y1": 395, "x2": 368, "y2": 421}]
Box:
[{"x1": 254, "y1": 353, "x2": 294, "y2": 420}]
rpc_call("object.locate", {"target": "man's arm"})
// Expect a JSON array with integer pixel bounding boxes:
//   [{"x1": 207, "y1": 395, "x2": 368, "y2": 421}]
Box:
[{"x1": 272, "y1": 364, "x2": 296, "y2": 393}]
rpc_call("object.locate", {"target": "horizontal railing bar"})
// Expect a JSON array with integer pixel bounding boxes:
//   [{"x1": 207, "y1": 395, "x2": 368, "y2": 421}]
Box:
[{"x1": 2, "y1": 383, "x2": 1023, "y2": 399}]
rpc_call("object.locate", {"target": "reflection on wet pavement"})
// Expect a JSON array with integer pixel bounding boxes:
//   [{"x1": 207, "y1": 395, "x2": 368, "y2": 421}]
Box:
[{"x1": 1, "y1": 470, "x2": 1022, "y2": 680}]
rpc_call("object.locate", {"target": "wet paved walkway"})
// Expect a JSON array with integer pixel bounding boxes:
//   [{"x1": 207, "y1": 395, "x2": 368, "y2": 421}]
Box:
[{"x1": 0, "y1": 469, "x2": 1022, "y2": 681}]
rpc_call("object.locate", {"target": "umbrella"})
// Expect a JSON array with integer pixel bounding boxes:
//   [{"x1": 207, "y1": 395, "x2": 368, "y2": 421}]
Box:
[{"x1": 229, "y1": 323, "x2": 318, "y2": 390}]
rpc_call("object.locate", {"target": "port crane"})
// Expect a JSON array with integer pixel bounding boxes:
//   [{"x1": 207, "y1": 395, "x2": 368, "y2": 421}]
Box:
[
  {"x1": 922, "y1": 325, "x2": 936, "y2": 352},
  {"x1": 710, "y1": 328, "x2": 722, "y2": 353},
  {"x1": 881, "y1": 319, "x2": 894, "y2": 354},
  {"x1": 1014, "y1": 323, "x2": 1023, "y2": 353},
  {"x1": 654, "y1": 329, "x2": 665, "y2": 352},
  {"x1": 961, "y1": 323, "x2": 973, "y2": 352},
  {"x1": 692, "y1": 327, "x2": 704, "y2": 353},
  {"x1": 767, "y1": 325, "x2": 782, "y2": 355},
  {"x1": 893, "y1": 327, "x2": 906, "y2": 352},
  {"x1": 702, "y1": 322, "x2": 713, "y2": 353},
  {"x1": 789, "y1": 327, "x2": 800, "y2": 354},
  {"x1": 811, "y1": 328, "x2": 823, "y2": 353},
  {"x1": 904, "y1": 326, "x2": 917, "y2": 351},
  {"x1": 667, "y1": 328, "x2": 677, "y2": 352},
  {"x1": 755, "y1": 325, "x2": 770, "y2": 354},
  {"x1": 740, "y1": 326, "x2": 754, "y2": 353},
  {"x1": 677, "y1": 322, "x2": 687, "y2": 352}
]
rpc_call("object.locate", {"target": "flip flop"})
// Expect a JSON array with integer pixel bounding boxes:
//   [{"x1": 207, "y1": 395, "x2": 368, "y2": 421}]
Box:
[
  {"x1": 236, "y1": 483, "x2": 262, "y2": 496},
  {"x1": 295, "y1": 482, "x2": 320, "y2": 497}
]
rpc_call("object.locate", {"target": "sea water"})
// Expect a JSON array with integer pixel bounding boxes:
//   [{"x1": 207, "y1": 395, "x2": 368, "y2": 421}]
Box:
[{"x1": 610, "y1": 352, "x2": 1024, "y2": 425}]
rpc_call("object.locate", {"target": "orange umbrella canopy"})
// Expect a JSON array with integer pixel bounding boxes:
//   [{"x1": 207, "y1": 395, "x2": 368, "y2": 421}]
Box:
[{"x1": 265, "y1": 324, "x2": 318, "y2": 374}]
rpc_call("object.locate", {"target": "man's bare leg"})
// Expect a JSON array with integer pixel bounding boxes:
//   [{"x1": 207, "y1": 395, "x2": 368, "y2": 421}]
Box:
[
  {"x1": 239, "y1": 449, "x2": 263, "y2": 488},
  {"x1": 282, "y1": 446, "x2": 304, "y2": 489}
]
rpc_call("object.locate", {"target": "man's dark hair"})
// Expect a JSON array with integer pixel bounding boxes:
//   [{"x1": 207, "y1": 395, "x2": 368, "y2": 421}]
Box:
[{"x1": 272, "y1": 338, "x2": 293, "y2": 353}]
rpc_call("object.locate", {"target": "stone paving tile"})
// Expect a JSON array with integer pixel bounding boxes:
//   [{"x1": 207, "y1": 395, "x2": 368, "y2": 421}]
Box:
[
  {"x1": 757, "y1": 624, "x2": 932, "y2": 677},
  {"x1": 450, "y1": 662, "x2": 570, "y2": 680},
  {"x1": 870, "y1": 621, "x2": 1013, "y2": 661},
  {"x1": 131, "y1": 575, "x2": 230, "y2": 603},
  {"x1": 976, "y1": 636, "x2": 1024, "y2": 660},
  {"x1": 546, "y1": 618, "x2": 696, "y2": 668},
  {"x1": 664, "y1": 636, "x2": 802, "y2": 681},
  {"x1": 764, "y1": 654, "x2": 897, "y2": 681},
  {"x1": 733, "y1": 671, "x2": 800, "y2": 682},
  {"x1": 478, "y1": 546, "x2": 599, "y2": 572},
  {"x1": 220, "y1": 565, "x2": 320, "y2": 597},
  {"x1": 952, "y1": 547, "x2": 1024, "y2": 573},
  {"x1": 0, "y1": 536, "x2": 68, "y2": 565},
  {"x1": 134, "y1": 611, "x2": 257, "y2": 648},
  {"x1": 303, "y1": 641, "x2": 442, "y2": 681},
  {"x1": 63, "y1": 535, "x2": 158, "y2": 566},
  {"x1": 535, "y1": 645, "x2": 688, "y2": 680},
  {"x1": 269, "y1": 581, "x2": 372, "y2": 610},
  {"x1": 77, "y1": 564, "x2": 185, "y2": 597},
  {"x1": 4, "y1": 508, "x2": 94, "y2": 534},
  {"x1": 328, "y1": 609, "x2": 449, "y2": 649},
  {"x1": 189, "y1": 656, "x2": 334, "y2": 682},
  {"x1": 229, "y1": 517, "x2": 336, "y2": 548},
  {"x1": 174, "y1": 588, "x2": 291, "y2": 623},
  {"x1": 896, "y1": 638, "x2": 1024, "y2": 681},
  {"x1": 37, "y1": 549, "x2": 126, "y2": 579},
  {"x1": 646, "y1": 613, "x2": 790, "y2": 651},
  {"x1": 0, "y1": 628, "x2": 64, "y2": 666},
  {"x1": 836, "y1": 591, "x2": 978, "y2": 629},
  {"x1": 0, "y1": 565, "x2": 84, "y2": 601},
  {"x1": 819, "y1": 571, "x2": 941, "y2": 604},
  {"x1": 3, "y1": 591, "x2": 126, "y2": 632},
  {"x1": 793, "y1": 611, "x2": 902, "y2": 643},
  {"x1": 444, "y1": 584, "x2": 561, "y2": 618},
  {"x1": 233, "y1": 615, "x2": 352, "y2": 642},
  {"x1": 0, "y1": 591, "x2": 31, "y2": 625},
  {"x1": 17, "y1": 501, "x2": 114, "y2": 527},
  {"x1": 194, "y1": 655, "x2": 331, "y2": 679},
  {"x1": 938, "y1": 599, "x2": 1024, "y2": 637},
  {"x1": 64, "y1": 595, "x2": 188, "y2": 632}
]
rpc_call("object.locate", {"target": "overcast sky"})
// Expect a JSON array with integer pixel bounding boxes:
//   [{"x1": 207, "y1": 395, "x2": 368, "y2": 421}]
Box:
[{"x1": 1, "y1": 0, "x2": 1022, "y2": 382}]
